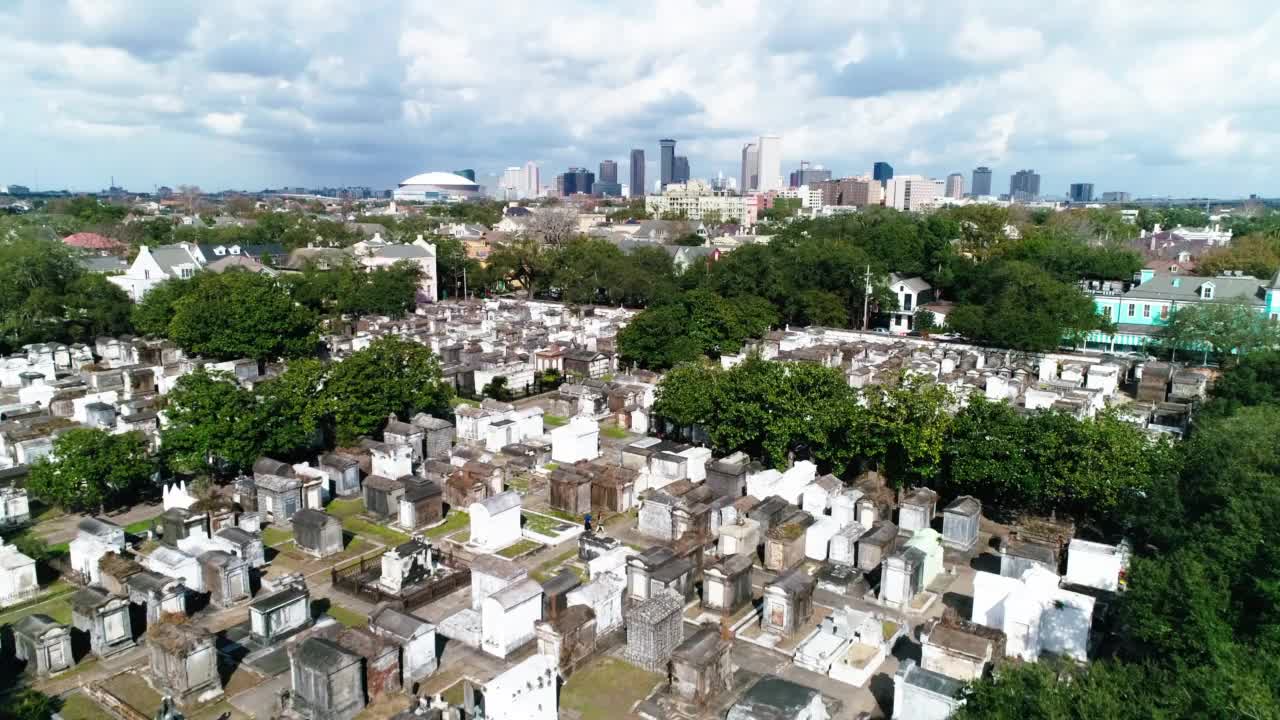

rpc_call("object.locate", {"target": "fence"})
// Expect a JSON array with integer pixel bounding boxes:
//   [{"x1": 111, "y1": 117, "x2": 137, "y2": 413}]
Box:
[{"x1": 330, "y1": 550, "x2": 471, "y2": 612}]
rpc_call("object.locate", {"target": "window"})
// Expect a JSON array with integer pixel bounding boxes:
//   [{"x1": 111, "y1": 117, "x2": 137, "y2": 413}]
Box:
[
  {"x1": 1127, "y1": 303, "x2": 1135, "y2": 318},
  {"x1": 1161, "y1": 305, "x2": 1169, "y2": 320},
  {"x1": 1143, "y1": 304, "x2": 1151, "y2": 318},
  {"x1": 903, "y1": 294, "x2": 913, "y2": 312},
  {"x1": 1103, "y1": 306, "x2": 1112, "y2": 320},
  {"x1": 1201, "y1": 283, "x2": 1215, "y2": 300}
]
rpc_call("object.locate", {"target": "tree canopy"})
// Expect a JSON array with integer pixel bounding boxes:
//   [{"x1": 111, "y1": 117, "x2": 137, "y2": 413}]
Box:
[
  {"x1": 619, "y1": 290, "x2": 777, "y2": 370},
  {"x1": 166, "y1": 270, "x2": 318, "y2": 361},
  {"x1": 946, "y1": 260, "x2": 1111, "y2": 351},
  {"x1": 323, "y1": 336, "x2": 454, "y2": 444},
  {"x1": 27, "y1": 429, "x2": 152, "y2": 512}
]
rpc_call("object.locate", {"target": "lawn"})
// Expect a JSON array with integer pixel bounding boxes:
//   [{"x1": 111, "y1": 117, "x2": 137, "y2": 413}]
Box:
[
  {"x1": 496, "y1": 539, "x2": 541, "y2": 559},
  {"x1": 59, "y1": 692, "x2": 108, "y2": 720},
  {"x1": 123, "y1": 514, "x2": 162, "y2": 535},
  {"x1": 560, "y1": 656, "x2": 663, "y2": 720},
  {"x1": 543, "y1": 462, "x2": 559, "y2": 471},
  {"x1": 343, "y1": 516, "x2": 410, "y2": 546},
  {"x1": 600, "y1": 424, "x2": 630, "y2": 440},
  {"x1": 325, "y1": 498, "x2": 366, "y2": 519},
  {"x1": 262, "y1": 526, "x2": 294, "y2": 547},
  {"x1": 424, "y1": 511, "x2": 470, "y2": 539},
  {"x1": 521, "y1": 511, "x2": 567, "y2": 536},
  {"x1": 0, "y1": 581, "x2": 75, "y2": 626},
  {"x1": 507, "y1": 474, "x2": 530, "y2": 493},
  {"x1": 326, "y1": 604, "x2": 369, "y2": 628},
  {"x1": 450, "y1": 397, "x2": 476, "y2": 408},
  {"x1": 543, "y1": 413, "x2": 569, "y2": 428},
  {"x1": 542, "y1": 507, "x2": 582, "y2": 523}
]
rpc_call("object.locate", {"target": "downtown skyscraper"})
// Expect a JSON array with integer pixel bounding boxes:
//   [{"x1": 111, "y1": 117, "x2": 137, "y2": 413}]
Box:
[
  {"x1": 659, "y1": 139, "x2": 676, "y2": 188},
  {"x1": 629, "y1": 149, "x2": 645, "y2": 197},
  {"x1": 971, "y1": 166, "x2": 992, "y2": 196}
]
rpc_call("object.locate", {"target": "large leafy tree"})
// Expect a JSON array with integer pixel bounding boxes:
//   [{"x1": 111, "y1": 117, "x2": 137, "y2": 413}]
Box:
[
  {"x1": 257, "y1": 359, "x2": 330, "y2": 458},
  {"x1": 859, "y1": 373, "x2": 953, "y2": 486},
  {"x1": 1158, "y1": 301, "x2": 1279, "y2": 365},
  {"x1": 160, "y1": 370, "x2": 267, "y2": 476},
  {"x1": 619, "y1": 290, "x2": 777, "y2": 370},
  {"x1": 0, "y1": 238, "x2": 133, "y2": 353},
  {"x1": 27, "y1": 429, "x2": 152, "y2": 512},
  {"x1": 168, "y1": 270, "x2": 318, "y2": 360},
  {"x1": 947, "y1": 260, "x2": 1108, "y2": 350},
  {"x1": 324, "y1": 336, "x2": 453, "y2": 444}
]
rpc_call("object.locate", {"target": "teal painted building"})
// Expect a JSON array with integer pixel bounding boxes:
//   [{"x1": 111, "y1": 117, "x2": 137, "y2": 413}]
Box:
[{"x1": 1081, "y1": 270, "x2": 1280, "y2": 352}]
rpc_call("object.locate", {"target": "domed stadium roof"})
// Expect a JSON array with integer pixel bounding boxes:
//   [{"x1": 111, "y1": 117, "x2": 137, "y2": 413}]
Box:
[{"x1": 399, "y1": 171, "x2": 480, "y2": 189}]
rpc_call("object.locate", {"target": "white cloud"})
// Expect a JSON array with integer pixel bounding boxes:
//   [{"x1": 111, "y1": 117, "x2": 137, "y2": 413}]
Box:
[
  {"x1": 0, "y1": 0, "x2": 1276, "y2": 195},
  {"x1": 950, "y1": 18, "x2": 1044, "y2": 63},
  {"x1": 202, "y1": 112, "x2": 245, "y2": 135}
]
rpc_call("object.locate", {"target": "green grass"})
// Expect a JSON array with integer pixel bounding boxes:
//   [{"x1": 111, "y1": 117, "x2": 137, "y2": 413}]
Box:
[
  {"x1": 29, "y1": 501, "x2": 65, "y2": 523},
  {"x1": 521, "y1": 511, "x2": 566, "y2": 536},
  {"x1": 262, "y1": 526, "x2": 294, "y2": 546},
  {"x1": 424, "y1": 511, "x2": 469, "y2": 539},
  {"x1": 104, "y1": 671, "x2": 163, "y2": 718},
  {"x1": 507, "y1": 475, "x2": 530, "y2": 493},
  {"x1": 560, "y1": 656, "x2": 663, "y2": 720},
  {"x1": 530, "y1": 546, "x2": 579, "y2": 583},
  {"x1": 441, "y1": 681, "x2": 465, "y2": 706},
  {"x1": 496, "y1": 539, "x2": 541, "y2": 558},
  {"x1": 325, "y1": 498, "x2": 366, "y2": 519},
  {"x1": 0, "y1": 581, "x2": 75, "y2": 625},
  {"x1": 450, "y1": 396, "x2": 476, "y2": 408},
  {"x1": 59, "y1": 692, "x2": 108, "y2": 720},
  {"x1": 326, "y1": 604, "x2": 369, "y2": 628},
  {"x1": 342, "y1": 516, "x2": 410, "y2": 546},
  {"x1": 448, "y1": 529, "x2": 470, "y2": 543},
  {"x1": 123, "y1": 514, "x2": 162, "y2": 535},
  {"x1": 600, "y1": 424, "x2": 629, "y2": 440},
  {"x1": 543, "y1": 414, "x2": 569, "y2": 428},
  {"x1": 542, "y1": 507, "x2": 582, "y2": 523},
  {"x1": 543, "y1": 462, "x2": 559, "y2": 471}
]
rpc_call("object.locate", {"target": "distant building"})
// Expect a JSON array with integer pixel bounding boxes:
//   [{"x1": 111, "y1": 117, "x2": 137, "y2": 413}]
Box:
[
  {"x1": 394, "y1": 171, "x2": 481, "y2": 203},
  {"x1": 523, "y1": 162, "x2": 540, "y2": 199},
  {"x1": 740, "y1": 143, "x2": 759, "y2": 193},
  {"x1": 673, "y1": 156, "x2": 690, "y2": 184},
  {"x1": 1069, "y1": 183, "x2": 1094, "y2": 203},
  {"x1": 660, "y1": 139, "x2": 677, "y2": 188},
  {"x1": 1009, "y1": 169, "x2": 1041, "y2": 201},
  {"x1": 971, "y1": 166, "x2": 993, "y2": 196},
  {"x1": 945, "y1": 173, "x2": 965, "y2": 199},
  {"x1": 789, "y1": 162, "x2": 832, "y2": 188},
  {"x1": 596, "y1": 160, "x2": 622, "y2": 197},
  {"x1": 644, "y1": 180, "x2": 759, "y2": 226},
  {"x1": 630, "y1": 149, "x2": 646, "y2": 198},
  {"x1": 559, "y1": 168, "x2": 594, "y2": 197},
  {"x1": 756, "y1": 135, "x2": 783, "y2": 193},
  {"x1": 813, "y1": 176, "x2": 882, "y2": 207},
  {"x1": 873, "y1": 161, "x2": 894, "y2": 187},
  {"x1": 1102, "y1": 191, "x2": 1130, "y2": 202},
  {"x1": 599, "y1": 160, "x2": 618, "y2": 185},
  {"x1": 885, "y1": 175, "x2": 943, "y2": 211}
]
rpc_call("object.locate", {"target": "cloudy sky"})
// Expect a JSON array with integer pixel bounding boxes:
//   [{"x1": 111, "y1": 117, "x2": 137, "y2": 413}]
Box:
[{"x1": 1, "y1": 0, "x2": 1277, "y2": 197}]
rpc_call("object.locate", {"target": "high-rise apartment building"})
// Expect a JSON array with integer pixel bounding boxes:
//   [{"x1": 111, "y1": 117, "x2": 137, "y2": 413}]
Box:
[
  {"x1": 672, "y1": 156, "x2": 690, "y2": 184},
  {"x1": 756, "y1": 135, "x2": 783, "y2": 193},
  {"x1": 629, "y1": 149, "x2": 645, "y2": 198},
  {"x1": 599, "y1": 160, "x2": 618, "y2": 184},
  {"x1": 1069, "y1": 183, "x2": 1094, "y2": 203},
  {"x1": 1101, "y1": 191, "x2": 1131, "y2": 202},
  {"x1": 945, "y1": 173, "x2": 965, "y2": 199},
  {"x1": 499, "y1": 167, "x2": 522, "y2": 200},
  {"x1": 971, "y1": 166, "x2": 992, "y2": 196},
  {"x1": 873, "y1": 162, "x2": 894, "y2": 187},
  {"x1": 1009, "y1": 169, "x2": 1041, "y2": 201},
  {"x1": 740, "y1": 143, "x2": 758, "y2": 193},
  {"x1": 659, "y1": 139, "x2": 676, "y2": 188}
]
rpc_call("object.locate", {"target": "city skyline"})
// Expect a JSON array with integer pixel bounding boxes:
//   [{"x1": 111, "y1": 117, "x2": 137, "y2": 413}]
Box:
[{"x1": 0, "y1": 2, "x2": 1276, "y2": 197}]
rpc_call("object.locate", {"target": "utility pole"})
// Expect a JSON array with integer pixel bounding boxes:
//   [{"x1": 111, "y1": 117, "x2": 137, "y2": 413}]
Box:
[
  {"x1": 463, "y1": 265, "x2": 469, "y2": 299},
  {"x1": 862, "y1": 265, "x2": 872, "y2": 329}
]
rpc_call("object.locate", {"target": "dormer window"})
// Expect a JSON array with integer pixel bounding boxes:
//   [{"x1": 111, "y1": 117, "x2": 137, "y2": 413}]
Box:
[{"x1": 1201, "y1": 282, "x2": 1215, "y2": 300}]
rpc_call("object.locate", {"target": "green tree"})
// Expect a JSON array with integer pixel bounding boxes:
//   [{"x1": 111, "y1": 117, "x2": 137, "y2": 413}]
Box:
[
  {"x1": 947, "y1": 260, "x2": 1108, "y2": 351},
  {"x1": 0, "y1": 688, "x2": 62, "y2": 720},
  {"x1": 618, "y1": 290, "x2": 777, "y2": 370},
  {"x1": 860, "y1": 373, "x2": 953, "y2": 485},
  {"x1": 324, "y1": 336, "x2": 454, "y2": 444},
  {"x1": 168, "y1": 271, "x2": 318, "y2": 360},
  {"x1": 131, "y1": 276, "x2": 199, "y2": 337},
  {"x1": 335, "y1": 262, "x2": 421, "y2": 317},
  {"x1": 27, "y1": 429, "x2": 152, "y2": 512},
  {"x1": 160, "y1": 370, "x2": 266, "y2": 476},
  {"x1": 482, "y1": 375, "x2": 514, "y2": 401},
  {"x1": 257, "y1": 359, "x2": 329, "y2": 458},
  {"x1": 1158, "y1": 301, "x2": 1279, "y2": 365},
  {"x1": 487, "y1": 236, "x2": 552, "y2": 298}
]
